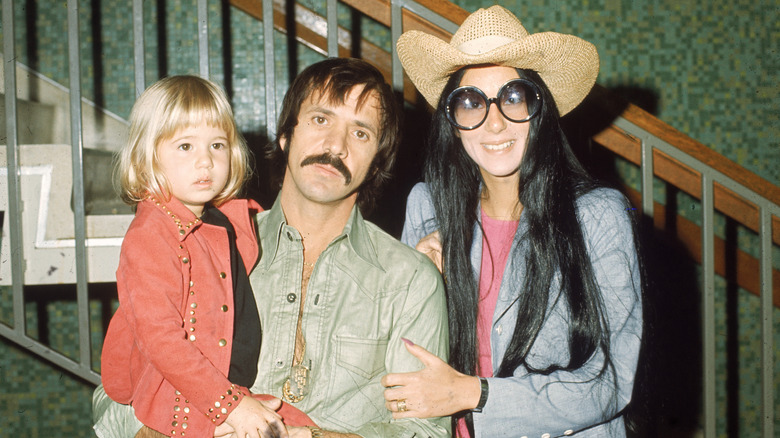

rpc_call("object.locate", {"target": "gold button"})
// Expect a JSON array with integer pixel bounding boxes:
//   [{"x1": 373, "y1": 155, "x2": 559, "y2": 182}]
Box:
[
  {"x1": 172, "y1": 421, "x2": 178, "y2": 427},
  {"x1": 215, "y1": 401, "x2": 221, "y2": 408},
  {"x1": 179, "y1": 230, "x2": 185, "y2": 235},
  {"x1": 175, "y1": 390, "x2": 181, "y2": 395},
  {"x1": 190, "y1": 318, "x2": 196, "y2": 324},
  {"x1": 220, "y1": 408, "x2": 227, "y2": 414},
  {"x1": 182, "y1": 423, "x2": 188, "y2": 429},
  {"x1": 183, "y1": 407, "x2": 190, "y2": 413},
  {"x1": 181, "y1": 257, "x2": 189, "y2": 264},
  {"x1": 189, "y1": 290, "x2": 195, "y2": 295},
  {"x1": 218, "y1": 339, "x2": 227, "y2": 347},
  {"x1": 221, "y1": 305, "x2": 228, "y2": 312},
  {"x1": 219, "y1": 272, "x2": 226, "y2": 279},
  {"x1": 189, "y1": 280, "x2": 194, "y2": 287},
  {"x1": 174, "y1": 406, "x2": 180, "y2": 411},
  {"x1": 189, "y1": 335, "x2": 196, "y2": 341},
  {"x1": 190, "y1": 303, "x2": 197, "y2": 309}
]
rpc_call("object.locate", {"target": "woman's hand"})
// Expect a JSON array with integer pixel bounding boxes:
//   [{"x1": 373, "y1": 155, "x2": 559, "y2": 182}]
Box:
[
  {"x1": 381, "y1": 339, "x2": 481, "y2": 418},
  {"x1": 416, "y1": 231, "x2": 443, "y2": 273},
  {"x1": 222, "y1": 396, "x2": 289, "y2": 438}
]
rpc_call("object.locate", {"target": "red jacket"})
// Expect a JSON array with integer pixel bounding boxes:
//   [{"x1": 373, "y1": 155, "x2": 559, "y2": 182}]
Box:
[{"x1": 101, "y1": 197, "x2": 313, "y2": 436}]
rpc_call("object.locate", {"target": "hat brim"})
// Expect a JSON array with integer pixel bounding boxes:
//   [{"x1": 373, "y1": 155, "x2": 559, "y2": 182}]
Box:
[{"x1": 397, "y1": 30, "x2": 599, "y2": 116}]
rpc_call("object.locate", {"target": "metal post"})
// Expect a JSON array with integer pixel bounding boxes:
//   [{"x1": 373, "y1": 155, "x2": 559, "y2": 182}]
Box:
[
  {"x1": 759, "y1": 208, "x2": 774, "y2": 438},
  {"x1": 327, "y1": 0, "x2": 338, "y2": 57},
  {"x1": 262, "y1": 0, "x2": 276, "y2": 140},
  {"x1": 198, "y1": 0, "x2": 209, "y2": 78},
  {"x1": 2, "y1": 0, "x2": 25, "y2": 332},
  {"x1": 390, "y1": 0, "x2": 403, "y2": 92},
  {"x1": 701, "y1": 174, "x2": 716, "y2": 437},
  {"x1": 67, "y1": 0, "x2": 92, "y2": 371},
  {"x1": 133, "y1": 0, "x2": 145, "y2": 94},
  {"x1": 641, "y1": 139, "x2": 654, "y2": 217}
]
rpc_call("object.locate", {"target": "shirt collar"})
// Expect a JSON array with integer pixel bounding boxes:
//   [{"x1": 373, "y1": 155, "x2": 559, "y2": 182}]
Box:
[
  {"x1": 259, "y1": 194, "x2": 382, "y2": 271},
  {"x1": 140, "y1": 195, "x2": 203, "y2": 241}
]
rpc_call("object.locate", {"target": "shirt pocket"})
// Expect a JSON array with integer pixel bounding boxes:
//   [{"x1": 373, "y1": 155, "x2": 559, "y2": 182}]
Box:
[{"x1": 335, "y1": 335, "x2": 388, "y2": 380}]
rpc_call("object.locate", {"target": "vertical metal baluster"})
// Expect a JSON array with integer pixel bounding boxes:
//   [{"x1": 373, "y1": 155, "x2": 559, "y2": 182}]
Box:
[
  {"x1": 133, "y1": 0, "x2": 145, "y2": 94},
  {"x1": 3, "y1": 0, "x2": 25, "y2": 333},
  {"x1": 759, "y1": 208, "x2": 774, "y2": 438},
  {"x1": 327, "y1": 0, "x2": 338, "y2": 57},
  {"x1": 641, "y1": 139, "x2": 654, "y2": 218},
  {"x1": 67, "y1": 0, "x2": 91, "y2": 371},
  {"x1": 198, "y1": 0, "x2": 209, "y2": 78},
  {"x1": 262, "y1": 0, "x2": 276, "y2": 140},
  {"x1": 701, "y1": 174, "x2": 716, "y2": 437},
  {"x1": 390, "y1": 0, "x2": 403, "y2": 92}
]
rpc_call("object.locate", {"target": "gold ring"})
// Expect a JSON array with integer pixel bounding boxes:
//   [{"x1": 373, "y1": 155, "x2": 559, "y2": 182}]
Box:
[{"x1": 397, "y1": 399, "x2": 408, "y2": 412}]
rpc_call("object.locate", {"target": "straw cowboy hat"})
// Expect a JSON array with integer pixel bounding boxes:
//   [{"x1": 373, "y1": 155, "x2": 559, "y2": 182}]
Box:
[{"x1": 396, "y1": 5, "x2": 599, "y2": 116}]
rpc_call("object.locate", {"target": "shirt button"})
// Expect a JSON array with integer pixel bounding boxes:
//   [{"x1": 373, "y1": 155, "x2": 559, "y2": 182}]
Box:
[
  {"x1": 219, "y1": 272, "x2": 227, "y2": 279},
  {"x1": 287, "y1": 293, "x2": 296, "y2": 303},
  {"x1": 181, "y1": 257, "x2": 189, "y2": 264},
  {"x1": 541, "y1": 434, "x2": 551, "y2": 438},
  {"x1": 286, "y1": 231, "x2": 294, "y2": 240},
  {"x1": 564, "y1": 431, "x2": 574, "y2": 436},
  {"x1": 496, "y1": 325, "x2": 502, "y2": 335},
  {"x1": 218, "y1": 339, "x2": 227, "y2": 347},
  {"x1": 275, "y1": 359, "x2": 284, "y2": 368},
  {"x1": 221, "y1": 305, "x2": 229, "y2": 312}
]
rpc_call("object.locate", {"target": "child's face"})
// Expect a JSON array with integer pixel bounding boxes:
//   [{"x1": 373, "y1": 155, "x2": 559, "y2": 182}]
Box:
[{"x1": 157, "y1": 123, "x2": 230, "y2": 216}]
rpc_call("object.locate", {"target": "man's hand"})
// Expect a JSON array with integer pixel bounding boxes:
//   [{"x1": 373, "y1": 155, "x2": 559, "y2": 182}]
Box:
[
  {"x1": 223, "y1": 396, "x2": 289, "y2": 438},
  {"x1": 416, "y1": 231, "x2": 442, "y2": 273},
  {"x1": 381, "y1": 338, "x2": 480, "y2": 418}
]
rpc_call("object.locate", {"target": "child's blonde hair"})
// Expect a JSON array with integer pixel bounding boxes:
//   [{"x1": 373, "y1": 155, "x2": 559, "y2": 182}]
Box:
[{"x1": 116, "y1": 75, "x2": 250, "y2": 206}]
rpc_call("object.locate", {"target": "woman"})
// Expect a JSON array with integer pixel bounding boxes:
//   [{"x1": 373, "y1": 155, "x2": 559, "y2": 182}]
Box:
[{"x1": 382, "y1": 6, "x2": 643, "y2": 438}]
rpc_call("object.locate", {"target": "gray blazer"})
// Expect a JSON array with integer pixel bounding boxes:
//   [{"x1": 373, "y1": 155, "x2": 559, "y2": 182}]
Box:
[{"x1": 401, "y1": 184, "x2": 643, "y2": 438}]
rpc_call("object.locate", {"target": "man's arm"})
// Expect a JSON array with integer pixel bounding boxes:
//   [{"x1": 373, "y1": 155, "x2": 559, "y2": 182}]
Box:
[{"x1": 92, "y1": 384, "x2": 144, "y2": 438}]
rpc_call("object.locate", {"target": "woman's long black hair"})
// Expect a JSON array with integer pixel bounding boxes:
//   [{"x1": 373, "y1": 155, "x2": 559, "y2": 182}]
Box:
[{"x1": 425, "y1": 67, "x2": 616, "y2": 426}]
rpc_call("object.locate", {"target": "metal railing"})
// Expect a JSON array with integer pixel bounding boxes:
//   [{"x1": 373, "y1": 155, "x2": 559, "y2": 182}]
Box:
[{"x1": 1, "y1": 0, "x2": 776, "y2": 436}]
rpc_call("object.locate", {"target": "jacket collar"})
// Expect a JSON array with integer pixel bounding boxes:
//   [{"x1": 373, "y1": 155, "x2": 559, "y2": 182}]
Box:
[
  {"x1": 140, "y1": 195, "x2": 203, "y2": 241},
  {"x1": 259, "y1": 194, "x2": 382, "y2": 271}
]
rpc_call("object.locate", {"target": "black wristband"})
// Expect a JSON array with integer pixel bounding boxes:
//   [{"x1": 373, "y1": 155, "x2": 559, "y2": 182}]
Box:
[{"x1": 472, "y1": 377, "x2": 489, "y2": 413}]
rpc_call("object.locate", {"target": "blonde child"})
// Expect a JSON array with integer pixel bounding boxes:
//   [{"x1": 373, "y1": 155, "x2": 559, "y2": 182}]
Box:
[{"x1": 100, "y1": 75, "x2": 314, "y2": 438}]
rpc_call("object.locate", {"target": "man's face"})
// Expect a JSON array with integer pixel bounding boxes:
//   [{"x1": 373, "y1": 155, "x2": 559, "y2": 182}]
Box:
[{"x1": 280, "y1": 84, "x2": 381, "y2": 208}]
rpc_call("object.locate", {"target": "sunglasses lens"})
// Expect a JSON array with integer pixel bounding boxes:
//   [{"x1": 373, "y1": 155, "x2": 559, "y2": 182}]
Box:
[
  {"x1": 447, "y1": 88, "x2": 487, "y2": 129},
  {"x1": 499, "y1": 80, "x2": 541, "y2": 123}
]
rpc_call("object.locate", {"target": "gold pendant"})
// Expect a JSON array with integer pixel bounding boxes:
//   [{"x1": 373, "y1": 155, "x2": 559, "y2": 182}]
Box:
[{"x1": 282, "y1": 362, "x2": 310, "y2": 403}]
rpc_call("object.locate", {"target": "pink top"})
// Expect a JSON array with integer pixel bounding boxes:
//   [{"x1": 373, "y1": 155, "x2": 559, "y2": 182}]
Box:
[{"x1": 457, "y1": 209, "x2": 519, "y2": 438}]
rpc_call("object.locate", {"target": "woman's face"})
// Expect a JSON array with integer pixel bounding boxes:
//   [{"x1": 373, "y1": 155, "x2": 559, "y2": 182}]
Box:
[{"x1": 456, "y1": 65, "x2": 531, "y2": 185}]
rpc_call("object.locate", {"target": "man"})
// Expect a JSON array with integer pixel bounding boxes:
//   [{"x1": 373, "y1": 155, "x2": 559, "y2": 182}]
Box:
[{"x1": 93, "y1": 58, "x2": 450, "y2": 438}]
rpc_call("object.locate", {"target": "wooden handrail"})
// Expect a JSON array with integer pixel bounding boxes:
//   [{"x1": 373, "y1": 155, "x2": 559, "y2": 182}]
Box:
[{"x1": 590, "y1": 86, "x2": 780, "y2": 246}]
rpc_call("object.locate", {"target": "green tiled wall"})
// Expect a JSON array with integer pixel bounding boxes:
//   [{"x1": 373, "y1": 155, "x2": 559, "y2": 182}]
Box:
[{"x1": 1, "y1": 0, "x2": 777, "y2": 437}]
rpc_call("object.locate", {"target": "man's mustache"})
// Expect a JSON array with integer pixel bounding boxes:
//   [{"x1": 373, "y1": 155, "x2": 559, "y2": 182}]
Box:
[{"x1": 300, "y1": 153, "x2": 352, "y2": 185}]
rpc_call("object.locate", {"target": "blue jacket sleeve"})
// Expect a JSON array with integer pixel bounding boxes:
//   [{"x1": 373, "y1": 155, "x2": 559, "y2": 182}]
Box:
[{"x1": 401, "y1": 183, "x2": 438, "y2": 248}]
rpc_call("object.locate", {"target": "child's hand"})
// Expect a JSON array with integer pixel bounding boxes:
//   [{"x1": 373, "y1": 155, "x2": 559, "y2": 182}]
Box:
[{"x1": 224, "y1": 396, "x2": 288, "y2": 438}]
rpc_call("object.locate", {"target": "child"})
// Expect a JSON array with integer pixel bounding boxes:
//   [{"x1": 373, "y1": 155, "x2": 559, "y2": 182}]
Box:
[{"x1": 100, "y1": 75, "x2": 315, "y2": 437}]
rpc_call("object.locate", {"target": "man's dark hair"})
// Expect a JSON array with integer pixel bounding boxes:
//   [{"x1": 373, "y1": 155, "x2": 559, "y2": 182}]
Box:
[{"x1": 266, "y1": 57, "x2": 401, "y2": 214}]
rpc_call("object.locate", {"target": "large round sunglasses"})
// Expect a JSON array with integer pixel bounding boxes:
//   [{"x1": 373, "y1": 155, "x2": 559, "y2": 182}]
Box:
[{"x1": 445, "y1": 78, "x2": 542, "y2": 130}]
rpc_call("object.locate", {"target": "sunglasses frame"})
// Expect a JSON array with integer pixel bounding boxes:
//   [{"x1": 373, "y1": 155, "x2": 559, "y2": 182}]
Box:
[{"x1": 444, "y1": 78, "x2": 542, "y2": 130}]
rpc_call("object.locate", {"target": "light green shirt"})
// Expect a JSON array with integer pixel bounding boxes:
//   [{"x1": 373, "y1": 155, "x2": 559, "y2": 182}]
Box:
[{"x1": 250, "y1": 196, "x2": 450, "y2": 438}]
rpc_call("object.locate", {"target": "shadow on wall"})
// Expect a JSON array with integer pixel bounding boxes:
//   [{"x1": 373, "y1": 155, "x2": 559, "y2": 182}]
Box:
[{"x1": 564, "y1": 85, "x2": 703, "y2": 437}]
